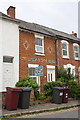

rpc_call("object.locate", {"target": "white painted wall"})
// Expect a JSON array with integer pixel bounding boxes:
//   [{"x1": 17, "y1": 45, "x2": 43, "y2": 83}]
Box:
[
  {"x1": 0, "y1": 18, "x2": 19, "y2": 91},
  {"x1": 0, "y1": 19, "x2": 3, "y2": 92},
  {"x1": 78, "y1": 2, "x2": 80, "y2": 38}
]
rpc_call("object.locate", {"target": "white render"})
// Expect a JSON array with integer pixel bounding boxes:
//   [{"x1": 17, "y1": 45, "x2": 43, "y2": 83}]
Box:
[{"x1": 0, "y1": 18, "x2": 19, "y2": 91}]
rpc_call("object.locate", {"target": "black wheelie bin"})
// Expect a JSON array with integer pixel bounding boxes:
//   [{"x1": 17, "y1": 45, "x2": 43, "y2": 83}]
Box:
[{"x1": 18, "y1": 87, "x2": 32, "y2": 109}]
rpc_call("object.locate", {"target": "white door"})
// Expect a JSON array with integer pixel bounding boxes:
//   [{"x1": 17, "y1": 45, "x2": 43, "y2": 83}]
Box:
[
  {"x1": 47, "y1": 69, "x2": 55, "y2": 82},
  {"x1": 3, "y1": 63, "x2": 13, "y2": 90}
]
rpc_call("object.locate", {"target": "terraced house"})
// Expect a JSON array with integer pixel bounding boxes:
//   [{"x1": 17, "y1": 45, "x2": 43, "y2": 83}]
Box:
[{"x1": 0, "y1": 6, "x2": 80, "y2": 92}]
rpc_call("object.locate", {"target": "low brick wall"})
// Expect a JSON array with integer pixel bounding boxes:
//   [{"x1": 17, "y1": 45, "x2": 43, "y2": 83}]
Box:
[
  {"x1": 30, "y1": 90, "x2": 35, "y2": 104},
  {"x1": 2, "y1": 92, "x2": 6, "y2": 106},
  {"x1": 2, "y1": 90, "x2": 35, "y2": 106}
]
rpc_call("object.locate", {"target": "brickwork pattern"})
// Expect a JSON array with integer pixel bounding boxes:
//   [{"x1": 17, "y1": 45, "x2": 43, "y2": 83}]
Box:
[{"x1": 19, "y1": 31, "x2": 56, "y2": 87}]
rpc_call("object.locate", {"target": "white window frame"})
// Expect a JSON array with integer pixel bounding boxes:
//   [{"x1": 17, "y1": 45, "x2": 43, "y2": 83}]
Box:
[
  {"x1": 35, "y1": 34, "x2": 44, "y2": 54},
  {"x1": 28, "y1": 64, "x2": 40, "y2": 85},
  {"x1": 61, "y1": 40, "x2": 69, "y2": 59},
  {"x1": 73, "y1": 43, "x2": 79, "y2": 60},
  {"x1": 64, "y1": 64, "x2": 75, "y2": 77}
]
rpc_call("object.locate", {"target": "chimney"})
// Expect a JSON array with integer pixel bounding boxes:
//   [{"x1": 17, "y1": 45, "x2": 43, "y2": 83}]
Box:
[
  {"x1": 7, "y1": 6, "x2": 16, "y2": 19},
  {"x1": 72, "y1": 31, "x2": 77, "y2": 37}
]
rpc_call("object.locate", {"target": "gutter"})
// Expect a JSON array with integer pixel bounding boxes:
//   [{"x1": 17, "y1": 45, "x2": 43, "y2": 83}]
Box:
[
  {"x1": 0, "y1": 16, "x2": 20, "y2": 24},
  {"x1": 56, "y1": 35, "x2": 80, "y2": 43},
  {"x1": 19, "y1": 27, "x2": 56, "y2": 38}
]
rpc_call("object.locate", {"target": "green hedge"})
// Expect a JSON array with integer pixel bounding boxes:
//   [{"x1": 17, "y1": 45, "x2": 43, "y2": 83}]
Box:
[
  {"x1": 43, "y1": 80, "x2": 80, "y2": 100},
  {"x1": 68, "y1": 80, "x2": 80, "y2": 99},
  {"x1": 43, "y1": 81, "x2": 65, "y2": 100},
  {"x1": 15, "y1": 76, "x2": 39, "y2": 99}
]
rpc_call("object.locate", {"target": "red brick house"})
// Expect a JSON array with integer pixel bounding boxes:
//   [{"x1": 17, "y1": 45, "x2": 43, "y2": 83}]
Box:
[{"x1": 1, "y1": 6, "x2": 80, "y2": 92}]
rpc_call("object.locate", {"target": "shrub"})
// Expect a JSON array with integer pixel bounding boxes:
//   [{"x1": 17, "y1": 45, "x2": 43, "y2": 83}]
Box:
[
  {"x1": 43, "y1": 81, "x2": 65, "y2": 100},
  {"x1": 15, "y1": 76, "x2": 39, "y2": 98},
  {"x1": 68, "y1": 80, "x2": 80, "y2": 99},
  {"x1": 57, "y1": 68, "x2": 75, "y2": 85},
  {"x1": 38, "y1": 93, "x2": 46, "y2": 100}
]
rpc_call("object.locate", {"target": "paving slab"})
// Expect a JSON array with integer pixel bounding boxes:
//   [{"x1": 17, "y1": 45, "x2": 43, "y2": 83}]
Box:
[{"x1": 2, "y1": 100, "x2": 80, "y2": 117}]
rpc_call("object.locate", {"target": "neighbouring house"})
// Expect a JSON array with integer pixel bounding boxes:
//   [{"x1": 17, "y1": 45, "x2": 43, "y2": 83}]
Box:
[
  {"x1": 0, "y1": 6, "x2": 80, "y2": 93},
  {"x1": 0, "y1": 7, "x2": 19, "y2": 92}
]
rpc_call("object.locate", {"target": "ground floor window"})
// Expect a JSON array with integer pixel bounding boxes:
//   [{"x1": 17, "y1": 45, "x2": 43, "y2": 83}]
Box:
[
  {"x1": 28, "y1": 64, "x2": 40, "y2": 85},
  {"x1": 64, "y1": 64, "x2": 75, "y2": 77}
]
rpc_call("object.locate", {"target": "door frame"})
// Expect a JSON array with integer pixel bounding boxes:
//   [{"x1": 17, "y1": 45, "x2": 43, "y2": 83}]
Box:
[
  {"x1": 47, "y1": 65, "x2": 55, "y2": 82},
  {"x1": 2, "y1": 62, "x2": 14, "y2": 91}
]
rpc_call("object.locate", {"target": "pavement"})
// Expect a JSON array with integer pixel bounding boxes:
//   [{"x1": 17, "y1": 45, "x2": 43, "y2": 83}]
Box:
[{"x1": 2, "y1": 99, "x2": 80, "y2": 118}]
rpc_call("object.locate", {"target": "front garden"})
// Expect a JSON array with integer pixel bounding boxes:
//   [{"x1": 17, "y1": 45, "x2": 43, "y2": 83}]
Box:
[{"x1": 15, "y1": 68, "x2": 80, "y2": 104}]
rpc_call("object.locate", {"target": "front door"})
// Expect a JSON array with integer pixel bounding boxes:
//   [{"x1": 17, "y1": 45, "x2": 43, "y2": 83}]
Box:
[
  {"x1": 47, "y1": 69, "x2": 55, "y2": 82},
  {"x1": 3, "y1": 63, "x2": 13, "y2": 90}
]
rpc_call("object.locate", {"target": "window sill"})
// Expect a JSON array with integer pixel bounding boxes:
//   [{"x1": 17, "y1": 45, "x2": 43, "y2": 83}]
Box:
[
  {"x1": 35, "y1": 53, "x2": 45, "y2": 56},
  {"x1": 74, "y1": 58, "x2": 80, "y2": 61},
  {"x1": 62, "y1": 56, "x2": 70, "y2": 59}
]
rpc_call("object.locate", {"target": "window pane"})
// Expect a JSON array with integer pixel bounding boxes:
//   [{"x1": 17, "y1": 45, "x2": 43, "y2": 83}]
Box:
[
  {"x1": 29, "y1": 68, "x2": 32, "y2": 76},
  {"x1": 29, "y1": 68, "x2": 35, "y2": 76},
  {"x1": 68, "y1": 68, "x2": 71, "y2": 74},
  {"x1": 75, "y1": 53, "x2": 79, "y2": 57},
  {"x1": 36, "y1": 38, "x2": 42, "y2": 46},
  {"x1": 3, "y1": 57, "x2": 13, "y2": 63},
  {"x1": 36, "y1": 46, "x2": 43, "y2": 53},
  {"x1": 62, "y1": 43, "x2": 67, "y2": 49},
  {"x1": 48, "y1": 74, "x2": 50, "y2": 82},
  {"x1": 74, "y1": 46, "x2": 78, "y2": 51},
  {"x1": 51, "y1": 73, "x2": 52, "y2": 81},
  {"x1": 63, "y1": 50, "x2": 67, "y2": 56},
  {"x1": 72, "y1": 69, "x2": 75, "y2": 76}
]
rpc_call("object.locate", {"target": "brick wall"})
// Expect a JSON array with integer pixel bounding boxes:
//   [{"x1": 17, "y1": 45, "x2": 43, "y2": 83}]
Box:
[
  {"x1": 19, "y1": 30, "x2": 56, "y2": 88},
  {"x1": 57, "y1": 39, "x2": 80, "y2": 82},
  {"x1": 19, "y1": 29, "x2": 80, "y2": 87}
]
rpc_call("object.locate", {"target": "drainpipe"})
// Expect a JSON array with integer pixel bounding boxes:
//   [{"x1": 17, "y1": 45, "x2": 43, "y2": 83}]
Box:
[
  {"x1": 78, "y1": 44, "x2": 80, "y2": 84},
  {"x1": 54, "y1": 37, "x2": 58, "y2": 80}
]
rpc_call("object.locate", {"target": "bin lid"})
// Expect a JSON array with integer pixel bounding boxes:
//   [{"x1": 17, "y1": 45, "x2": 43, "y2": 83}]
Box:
[
  {"x1": 53, "y1": 87, "x2": 64, "y2": 90},
  {"x1": 18, "y1": 87, "x2": 32, "y2": 91},
  {"x1": 64, "y1": 87, "x2": 69, "y2": 90},
  {"x1": 6, "y1": 87, "x2": 22, "y2": 92}
]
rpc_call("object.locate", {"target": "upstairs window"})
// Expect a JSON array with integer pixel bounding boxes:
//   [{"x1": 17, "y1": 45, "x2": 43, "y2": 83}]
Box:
[
  {"x1": 61, "y1": 40, "x2": 69, "y2": 58},
  {"x1": 35, "y1": 34, "x2": 44, "y2": 54},
  {"x1": 73, "y1": 43, "x2": 79, "y2": 60}
]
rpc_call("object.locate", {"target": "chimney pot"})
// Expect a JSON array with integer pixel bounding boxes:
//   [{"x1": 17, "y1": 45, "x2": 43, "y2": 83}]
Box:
[
  {"x1": 7, "y1": 6, "x2": 16, "y2": 19},
  {"x1": 72, "y1": 31, "x2": 77, "y2": 37}
]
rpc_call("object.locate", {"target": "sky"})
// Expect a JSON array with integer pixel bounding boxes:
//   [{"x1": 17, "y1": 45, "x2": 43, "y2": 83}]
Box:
[{"x1": 0, "y1": 0, "x2": 79, "y2": 35}]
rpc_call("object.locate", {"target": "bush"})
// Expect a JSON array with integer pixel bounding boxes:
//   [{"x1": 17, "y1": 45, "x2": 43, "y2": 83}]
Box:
[
  {"x1": 43, "y1": 81, "x2": 65, "y2": 100},
  {"x1": 68, "y1": 80, "x2": 80, "y2": 99},
  {"x1": 57, "y1": 68, "x2": 75, "y2": 85},
  {"x1": 38, "y1": 93, "x2": 46, "y2": 100},
  {"x1": 15, "y1": 76, "x2": 39, "y2": 98}
]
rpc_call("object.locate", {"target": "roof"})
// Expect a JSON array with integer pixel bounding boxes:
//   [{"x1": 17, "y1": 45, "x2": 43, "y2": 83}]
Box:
[
  {"x1": 0, "y1": 12, "x2": 19, "y2": 23},
  {"x1": 19, "y1": 21, "x2": 79, "y2": 42},
  {"x1": 18, "y1": 20, "x2": 55, "y2": 37},
  {"x1": 0, "y1": 11, "x2": 80, "y2": 42}
]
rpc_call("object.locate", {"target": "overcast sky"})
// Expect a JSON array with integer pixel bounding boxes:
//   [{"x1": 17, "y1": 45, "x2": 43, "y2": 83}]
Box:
[{"x1": 0, "y1": 0, "x2": 79, "y2": 35}]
